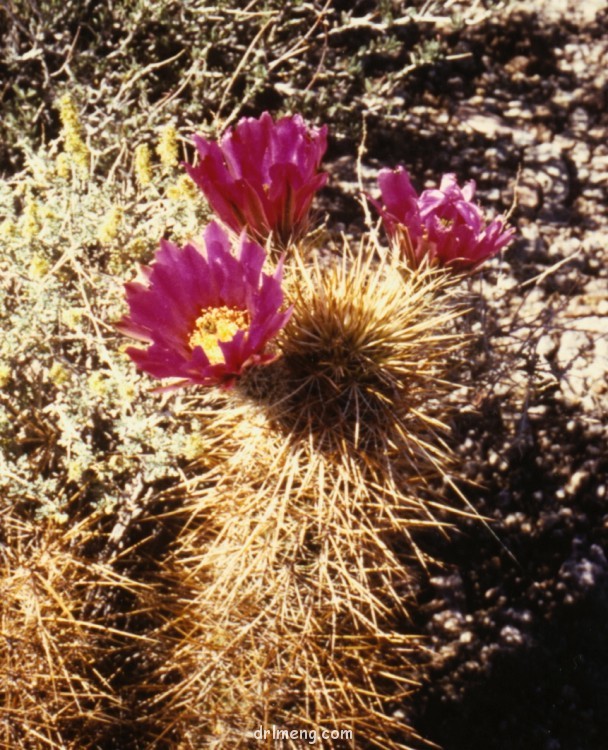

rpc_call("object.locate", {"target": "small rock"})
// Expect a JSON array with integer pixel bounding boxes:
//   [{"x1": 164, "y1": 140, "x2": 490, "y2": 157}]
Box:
[
  {"x1": 537, "y1": 334, "x2": 557, "y2": 359},
  {"x1": 500, "y1": 625, "x2": 525, "y2": 646},
  {"x1": 557, "y1": 330, "x2": 588, "y2": 368},
  {"x1": 564, "y1": 469, "x2": 588, "y2": 496}
]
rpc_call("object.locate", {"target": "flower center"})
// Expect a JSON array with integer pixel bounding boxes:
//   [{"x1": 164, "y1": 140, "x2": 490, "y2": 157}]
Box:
[{"x1": 189, "y1": 306, "x2": 249, "y2": 365}]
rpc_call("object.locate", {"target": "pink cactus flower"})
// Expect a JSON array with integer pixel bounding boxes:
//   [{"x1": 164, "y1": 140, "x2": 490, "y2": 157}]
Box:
[
  {"x1": 374, "y1": 166, "x2": 423, "y2": 247},
  {"x1": 373, "y1": 167, "x2": 515, "y2": 270},
  {"x1": 116, "y1": 221, "x2": 292, "y2": 388},
  {"x1": 185, "y1": 112, "x2": 328, "y2": 247}
]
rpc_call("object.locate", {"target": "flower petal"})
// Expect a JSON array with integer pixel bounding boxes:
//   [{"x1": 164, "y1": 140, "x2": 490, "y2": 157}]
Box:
[
  {"x1": 185, "y1": 112, "x2": 328, "y2": 246},
  {"x1": 375, "y1": 167, "x2": 515, "y2": 271},
  {"x1": 117, "y1": 222, "x2": 291, "y2": 388}
]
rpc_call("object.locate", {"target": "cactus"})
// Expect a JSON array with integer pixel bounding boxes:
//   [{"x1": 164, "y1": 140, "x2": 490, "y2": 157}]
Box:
[
  {"x1": 0, "y1": 78, "x2": 514, "y2": 744},
  {"x1": 138, "y1": 235, "x2": 468, "y2": 748},
  {"x1": 0, "y1": 510, "x2": 126, "y2": 749}
]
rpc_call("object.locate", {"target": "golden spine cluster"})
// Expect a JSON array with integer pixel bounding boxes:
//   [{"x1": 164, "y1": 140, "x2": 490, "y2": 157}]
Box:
[{"x1": 0, "y1": 512, "x2": 125, "y2": 748}]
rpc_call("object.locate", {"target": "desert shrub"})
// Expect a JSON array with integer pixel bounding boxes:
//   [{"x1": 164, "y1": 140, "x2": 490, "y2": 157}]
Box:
[{"x1": 0, "y1": 0, "x2": 512, "y2": 173}]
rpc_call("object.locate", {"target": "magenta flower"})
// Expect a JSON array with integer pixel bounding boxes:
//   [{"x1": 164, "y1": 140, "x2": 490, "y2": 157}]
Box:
[
  {"x1": 374, "y1": 166, "x2": 423, "y2": 247},
  {"x1": 116, "y1": 221, "x2": 292, "y2": 388},
  {"x1": 185, "y1": 112, "x2": 328, "y2": 247},
  {"x1": 373, "y1": 167, "x2": 515, "y2": 270}
]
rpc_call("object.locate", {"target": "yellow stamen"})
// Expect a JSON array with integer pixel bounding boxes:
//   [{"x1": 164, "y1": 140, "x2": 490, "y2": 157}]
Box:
[{"x1": 189, "y1": 306, "x2": 249, "y2": 365}]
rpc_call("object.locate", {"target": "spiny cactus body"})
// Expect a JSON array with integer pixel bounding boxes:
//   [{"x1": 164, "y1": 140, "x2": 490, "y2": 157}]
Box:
[{"x1": 143, "y1": 241, "x2": 466, "y2": 748}]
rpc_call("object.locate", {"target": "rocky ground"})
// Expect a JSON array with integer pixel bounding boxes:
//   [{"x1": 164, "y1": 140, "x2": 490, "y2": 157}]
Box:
[{"x1": 366, "y1": 2, "x2": 608, "y2": 748}]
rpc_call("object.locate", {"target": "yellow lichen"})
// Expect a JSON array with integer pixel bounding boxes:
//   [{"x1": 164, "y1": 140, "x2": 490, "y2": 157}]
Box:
[
  {"x1": 58, "y1": 94, "x2": 81, "y2": 133},
  {"x1": 68, "y1": 139, "x2": 91, "y2": 174},
  {"x1": 109, "y1": 237, "x2": 150, "y2": 274},
  {"x1": 166, "y1": 174, "x2": 198, "y2": 202},
  {"x1": 55, "y1": 152, "x2": 71, "y2": 179},
  {"x1": 0, "y1": 218, "x2": 16, "y2": 239},
  {"x1": 40, "y1": 204, "x2": 60, "y2": 222},
  {"x1": 88, "y1": 371, "x2": 109, "y2": 396},
  {"x1": 62, "y1": 308, "x2": 84, "y2": 330},
  {"x1": 126, "y1": 237, "x2": 148, "y2": 255},
  {"x1": 117, "y1": 380, "x2": 136, "y2": 402},
  {"x1": 19, "y1": 198, "x2": 40, "y2": 239}
]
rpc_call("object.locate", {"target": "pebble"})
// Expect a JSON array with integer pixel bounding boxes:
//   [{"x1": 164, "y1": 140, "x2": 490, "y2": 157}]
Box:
[
  {"x1": 537, "y1": 335, "x2": 557, "y2": 359},
  {"x1": 564, "y1": 469, "x2": 588, "y2": 496},
  {"x1": 500, "y1": 625, "x2": 525, "y2": 646},
  {"x1": 432, "y1": 610, "x2": 466, "y2": 634}
]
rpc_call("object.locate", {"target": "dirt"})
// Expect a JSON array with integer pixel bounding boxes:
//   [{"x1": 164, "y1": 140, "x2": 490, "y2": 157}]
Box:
[{"x1": 349, "y1": 3, "x2": 608, "y2": 748}]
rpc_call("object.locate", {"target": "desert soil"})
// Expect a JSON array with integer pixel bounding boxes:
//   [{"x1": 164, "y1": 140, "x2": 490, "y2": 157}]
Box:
[{"x1": 357, "y1": 2, "x2": 608, "y2": 748}]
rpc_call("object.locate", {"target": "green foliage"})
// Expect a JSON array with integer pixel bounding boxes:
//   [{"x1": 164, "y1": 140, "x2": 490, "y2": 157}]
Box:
[
  {"x1": 0, "y1": 0, "x2": 511, "y2": 174},
  {"x1": 0, "y1": 123, "x2": 209, "y2": 522}
]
